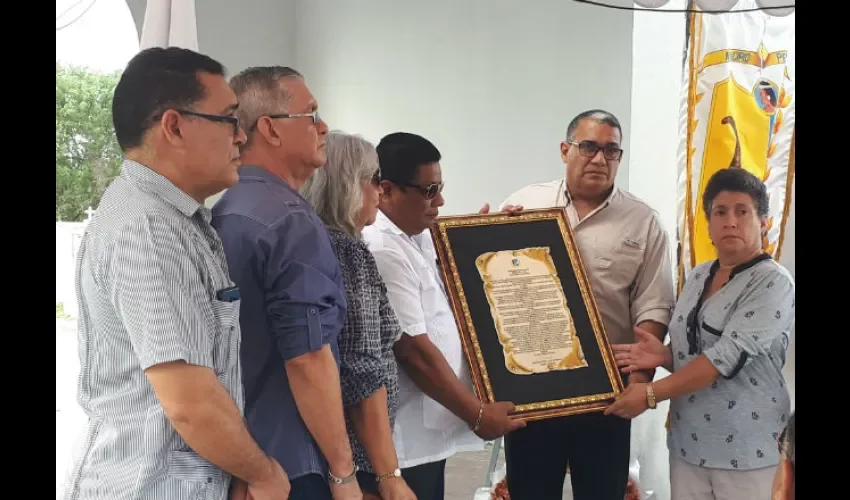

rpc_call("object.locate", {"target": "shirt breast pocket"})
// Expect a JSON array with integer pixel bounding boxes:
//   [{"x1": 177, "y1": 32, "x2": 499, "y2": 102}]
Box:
[
  {"x1": 210, "y1": 298, "x2": 241, "y2": 376},
  {"x1": 417, "y1": 265, "x2": 453, "y2": 333},
  {"x1": 699, "y1": 309, "x2": 726, "y2": 350},
  {"x1": 594, "y1": 237, "x2": 645, "y2": 287}
]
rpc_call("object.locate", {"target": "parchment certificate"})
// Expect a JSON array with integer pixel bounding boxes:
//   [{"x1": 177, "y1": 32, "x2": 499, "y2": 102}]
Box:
[{"x1": 475, "y1": 247, "x2": 588, "y2": 375}]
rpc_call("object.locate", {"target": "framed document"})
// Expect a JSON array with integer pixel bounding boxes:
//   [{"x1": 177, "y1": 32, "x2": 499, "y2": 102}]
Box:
[{"x1": 430, "y1": 208, "x2": 623, "y2": 421}]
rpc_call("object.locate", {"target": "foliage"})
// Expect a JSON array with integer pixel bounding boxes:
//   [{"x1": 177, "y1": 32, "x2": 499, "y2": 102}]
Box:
[{"x1": 56, "y1": 63, "x2": 122, "y2": 221}]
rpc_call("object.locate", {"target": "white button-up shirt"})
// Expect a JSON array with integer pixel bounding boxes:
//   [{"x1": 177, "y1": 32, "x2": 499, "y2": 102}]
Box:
[{"x1": 362, "y1": 211, "x2": 484, "y2": 468}]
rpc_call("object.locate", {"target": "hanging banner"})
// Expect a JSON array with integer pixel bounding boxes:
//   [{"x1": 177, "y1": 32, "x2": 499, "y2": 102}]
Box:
[{"x1": 675, "y1": 0, "x2": 795, "y2": 290}]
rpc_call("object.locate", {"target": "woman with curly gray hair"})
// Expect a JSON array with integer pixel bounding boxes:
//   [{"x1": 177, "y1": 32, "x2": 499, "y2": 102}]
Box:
[{"x1": 301, "y1": 130, "x2": 415, "y2": 500}]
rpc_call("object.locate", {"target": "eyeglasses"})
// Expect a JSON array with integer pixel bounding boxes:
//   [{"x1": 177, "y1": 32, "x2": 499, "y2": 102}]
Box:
[
  {"x1": 397, "y1": 181, "x2": 444, "y2": 200},
  {"x1": 254, "y1": 110, "x2": 321, "y2": 129},
  {"x1": 370, "y1": 169, "x2": 382, "y2": 185},
  {"x1": 174, "y1": 109, "x2": 241, "y2": 136},
  {"x1": 568, "y1": 140, "x2": 623, "y2": 161}
]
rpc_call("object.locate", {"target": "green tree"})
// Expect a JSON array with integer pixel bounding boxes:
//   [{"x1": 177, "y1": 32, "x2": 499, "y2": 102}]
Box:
[{"x1": 56, "y1": 63, "x2": 122, "y2": 221}]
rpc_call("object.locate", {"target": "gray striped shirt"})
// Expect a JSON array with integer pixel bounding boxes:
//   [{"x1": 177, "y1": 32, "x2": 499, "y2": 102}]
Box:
[{"x1": 60, "y1": 160, "x2": 244, "y2": 500}]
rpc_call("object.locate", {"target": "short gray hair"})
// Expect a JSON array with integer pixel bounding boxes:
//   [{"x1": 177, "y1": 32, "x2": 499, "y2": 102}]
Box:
[
  {"x1": 301, "y1": 130, "x2": 379, "y2": 238},
  {"x1": 229, "y1": 66, "x2": 302, "y2": 149}
]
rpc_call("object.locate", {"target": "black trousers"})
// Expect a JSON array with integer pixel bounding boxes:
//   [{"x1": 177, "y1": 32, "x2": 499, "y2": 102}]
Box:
[
  {"x1": 402, "y1": 459, "x2": 447, "y2": 500},
  {"x1": 355, "y1": 460, "x2": 446, "y2": 499},
  {"x1": 356, "y1": 471, "x2": 380, "y2": 497},
  {"x1": 288, "y1": 473, "x2": 332, "y2": 500},
  {"x1": 504, "y1": 412, "x2": 631, "y2": 500}
]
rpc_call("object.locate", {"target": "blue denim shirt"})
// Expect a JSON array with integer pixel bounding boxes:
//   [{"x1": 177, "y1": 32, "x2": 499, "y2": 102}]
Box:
[{"x1": 211, "y1": 165, "x2": 347, "y2": 481}]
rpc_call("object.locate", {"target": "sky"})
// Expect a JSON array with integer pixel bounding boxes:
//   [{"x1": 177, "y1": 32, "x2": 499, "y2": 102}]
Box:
[{"x1": 56, "y1": 0, "x2": 139, "y2": 73}]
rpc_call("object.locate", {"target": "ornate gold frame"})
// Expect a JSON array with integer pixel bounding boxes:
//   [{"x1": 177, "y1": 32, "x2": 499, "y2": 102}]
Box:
[{"x1": 430, "y1": 208, "x2": 624, "y2": 421}]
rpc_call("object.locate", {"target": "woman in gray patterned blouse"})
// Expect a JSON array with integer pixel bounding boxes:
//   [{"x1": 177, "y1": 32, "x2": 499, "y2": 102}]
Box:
[
  {"x1": 301, "y1": 131, "x2": 416, "y2": 500},
  {"x1": 605, "y1": 167, "x2": 795, "y2": 500}
]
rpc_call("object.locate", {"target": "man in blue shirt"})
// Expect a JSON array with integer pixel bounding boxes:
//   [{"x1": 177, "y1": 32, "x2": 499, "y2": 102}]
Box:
[{"x1": 212, "y1": 66, "x2": 361, "y2": 500}]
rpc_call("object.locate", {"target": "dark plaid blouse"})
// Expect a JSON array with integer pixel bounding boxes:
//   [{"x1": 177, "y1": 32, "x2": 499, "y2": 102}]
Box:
[{"x1": 328, "y1": 229, "x2": 402, "y2": 473}]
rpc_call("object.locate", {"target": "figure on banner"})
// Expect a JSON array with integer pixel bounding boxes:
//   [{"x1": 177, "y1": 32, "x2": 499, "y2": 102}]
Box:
[
  {"x1": 755, "y1": 80, "x2": 778, "y2": 116},
  {"x1": 720, "y1": 116, "x2": 742, "y2": 169}
]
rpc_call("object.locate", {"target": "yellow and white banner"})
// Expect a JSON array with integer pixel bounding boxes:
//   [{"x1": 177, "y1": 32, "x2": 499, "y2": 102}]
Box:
[{"x1": 676, "y1": 0, "x2": 795, "y2": 290}]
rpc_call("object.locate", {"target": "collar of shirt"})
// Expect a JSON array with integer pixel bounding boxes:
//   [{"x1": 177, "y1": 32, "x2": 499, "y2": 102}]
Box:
[
  {"x1": 557, "y1": 179, "x2": 621, "y2": 226},
  {"x1": 372, "y1": 210, "x2": 438, "y2": 266},
  {"x1": 373, "y1": 210, "x2": 427, "y2": 246},
  {"x1": 120, "y1": 159, "x2": 209, "y2": 221},
  {"x1": 238, "y1": 164, "x2": 288, "y2": 188},
  {"x1": 561, "y1": 178, "x2": 620, "y2": 209},
  {"x1": 237, "y1": 164, "x2": 315, "y2": 207},
  {"x1": 374, "y1": 210, "x2": 406, "y2": 235}
]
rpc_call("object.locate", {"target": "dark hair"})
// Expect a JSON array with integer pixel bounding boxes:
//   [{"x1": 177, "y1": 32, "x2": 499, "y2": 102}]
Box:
[
  {"x1": 566, "y1": 109, "x2": 622, "y2": 142},
  {"x1": 112, "y1": 47, "x2": 226, "y2": 152},
  {"x1": 779, "y1": 411, "x2": 795, "y2": 467},
  {"x1": 376, "y1": 132, "x2": 441, "y2": 185},
  {"x1": 701, "y1": 167, "x2": 769, "y2": 218}
]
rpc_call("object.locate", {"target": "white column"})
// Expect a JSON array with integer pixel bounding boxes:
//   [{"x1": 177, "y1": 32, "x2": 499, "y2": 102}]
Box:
[{"x1": 139, "y1": 0, "x2": 198, "y2": 51}]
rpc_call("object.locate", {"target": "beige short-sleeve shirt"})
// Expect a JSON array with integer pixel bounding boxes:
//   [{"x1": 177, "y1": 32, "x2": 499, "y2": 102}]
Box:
[{"x1": 500, "y1": 178, "x2": 674, "y2": 345}]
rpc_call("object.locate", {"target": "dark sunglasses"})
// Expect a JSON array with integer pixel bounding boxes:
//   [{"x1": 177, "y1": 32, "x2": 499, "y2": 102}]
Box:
[
  {"x1": 174, "y1": 109, "x2": 241, "y2": 136},
  {"x1": 370, "y1": 169, "x2": 382, "y2": 185},
  {"x1": 568, "y1": 140, "x2": 623, "y2": 161},
  {"x1": 397, "y1": 181, "x2": 444, "y2": 200}
]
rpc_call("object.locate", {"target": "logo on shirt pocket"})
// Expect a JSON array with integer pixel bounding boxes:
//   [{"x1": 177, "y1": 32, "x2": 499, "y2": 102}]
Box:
[{"x1": 622, "y1": 237, "x2": 643, "y2": 250}]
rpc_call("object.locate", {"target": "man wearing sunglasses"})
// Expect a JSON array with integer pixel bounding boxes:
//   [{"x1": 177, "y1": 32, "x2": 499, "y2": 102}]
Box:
[
  {"x1": 498, "y1": 109, "x2": 675, "y2": 500},
  {"x1": 361, "y1": 132, "x2": 525, "y2": 500},
  {"x1": 211, "y1": 67, "x2": 361, "y2": 500}
]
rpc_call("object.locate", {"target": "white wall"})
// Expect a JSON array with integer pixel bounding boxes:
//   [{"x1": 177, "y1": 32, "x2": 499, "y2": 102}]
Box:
[
  {"x1": 126, "y1": 0, "x2": 297, "y2": 74},
  {"x1": 127, "y1": 0, "x2": 636, "y2": 213},
  {"x1": 628, "y1": 0, "x2": 687, "y2": 256},
  {"x1": 626, "y1": 5, "x2": 688, "y2": 499},
  {"x1": 293, "y1": 0, "x2": 635, "y2": 215}
]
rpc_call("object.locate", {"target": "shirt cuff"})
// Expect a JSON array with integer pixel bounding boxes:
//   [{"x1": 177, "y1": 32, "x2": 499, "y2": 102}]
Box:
[
  {"x1": 140, "y1": 348, "x2": 215, "y2": 372},
  {"x1": 635, "y1": 306, "x2": 672, "y2": 327},
  {"x1": 340, "y1": 369, "x2": 385, "y2": 408},
  {"x1": 402, "y1": 322, "x2": 428, "y2": 337},
  {"x1": 702, "y1": 340, "x2": 746, "y2": 379}
]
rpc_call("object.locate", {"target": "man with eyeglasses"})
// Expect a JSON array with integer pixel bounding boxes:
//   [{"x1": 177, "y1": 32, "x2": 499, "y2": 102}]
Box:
[
  {"x1": 61, "y1": 48, "x2": 293, "y2": 500},
  {"x1": 361, "y1": 132, "x2": 526, "y2": 500},
  {"x1": 211, "y1": 66, "x2": 361, "y2": 500},
  {"x1": 498, "y1": 109, "x2": 675, "y2": 500}
]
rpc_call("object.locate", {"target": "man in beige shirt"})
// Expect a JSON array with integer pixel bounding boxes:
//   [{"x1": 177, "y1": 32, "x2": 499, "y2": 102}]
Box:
[{"x1": 499, "y1": 109, "x2": 675, "y2": 500}]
